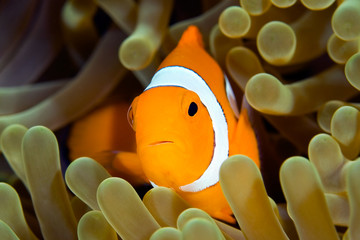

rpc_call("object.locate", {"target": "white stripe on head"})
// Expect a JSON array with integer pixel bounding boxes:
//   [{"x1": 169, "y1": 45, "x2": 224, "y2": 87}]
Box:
[
  {"x1": 149, "y1": 181, "x2": 158, "y2": 188},
  {"x1": 145, "y1": 66, "x2": 229, "y2": 192}
]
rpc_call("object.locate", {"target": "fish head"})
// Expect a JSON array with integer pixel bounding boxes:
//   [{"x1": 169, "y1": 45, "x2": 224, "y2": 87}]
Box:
[{"x1": 128, "y1": 86, "x2": 214, "y2": 190}]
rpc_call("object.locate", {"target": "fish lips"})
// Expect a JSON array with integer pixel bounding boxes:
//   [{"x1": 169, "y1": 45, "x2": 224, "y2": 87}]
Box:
[
  {"x1": 148, "y1": 140, "x2": 174, "y2": 146},
  {"x1": 137, "y1": 140, "x2": 192, "y2": 189}
]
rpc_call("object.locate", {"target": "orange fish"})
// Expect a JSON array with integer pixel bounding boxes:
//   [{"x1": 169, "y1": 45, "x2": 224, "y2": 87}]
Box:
[{"x1": 127, "y1": 25, "x2": 260, "y2": 222}]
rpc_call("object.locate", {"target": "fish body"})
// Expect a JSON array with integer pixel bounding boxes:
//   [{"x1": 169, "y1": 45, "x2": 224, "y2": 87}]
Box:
[{"x1": 128, "y1": 26, "x2": 259, "y2": 222}]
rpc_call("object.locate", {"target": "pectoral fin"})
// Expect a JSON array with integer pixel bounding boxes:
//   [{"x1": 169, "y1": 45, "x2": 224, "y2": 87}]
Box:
[
  {"x1": 91, "y1": 151, "x2": 148, "y2": 186},
  {"x1": 231, "y1": 98, "x2": 260, "y2": 167}
]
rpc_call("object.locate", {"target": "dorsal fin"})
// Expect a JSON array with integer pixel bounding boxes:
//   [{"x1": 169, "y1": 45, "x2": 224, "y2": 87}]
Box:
[{"x1": 178, "y1": 25, "x2": 204, "y2": 48}]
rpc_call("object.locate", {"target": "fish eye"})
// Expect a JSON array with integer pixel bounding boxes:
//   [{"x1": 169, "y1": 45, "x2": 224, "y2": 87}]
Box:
[{"x1": 188, "y1": 102, "x2": 198, "y2": 116}]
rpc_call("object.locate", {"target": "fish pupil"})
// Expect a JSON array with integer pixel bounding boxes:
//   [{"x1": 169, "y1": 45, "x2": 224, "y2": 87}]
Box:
[{"x1": 188, "y1": 102, "x2": 198, "y2": 116}]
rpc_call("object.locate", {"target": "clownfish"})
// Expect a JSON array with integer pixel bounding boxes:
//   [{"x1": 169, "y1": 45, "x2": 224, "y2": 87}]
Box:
[{"x1": 127, "y1": 25, "x2": 260, "y2": 222}]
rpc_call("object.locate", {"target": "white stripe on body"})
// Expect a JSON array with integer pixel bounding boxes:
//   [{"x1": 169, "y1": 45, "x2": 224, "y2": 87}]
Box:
[
  {"x1": 145, "y1": 66, "x2": 229, "y2": 192},
  {"x1": 225, "y1": 75, "x2": 240, "y2": 118}
]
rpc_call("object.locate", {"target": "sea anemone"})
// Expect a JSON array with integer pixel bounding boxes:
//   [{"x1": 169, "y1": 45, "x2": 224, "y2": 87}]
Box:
[{"x1": 0, "y1": 0, "x2": 359, "y2": 239}]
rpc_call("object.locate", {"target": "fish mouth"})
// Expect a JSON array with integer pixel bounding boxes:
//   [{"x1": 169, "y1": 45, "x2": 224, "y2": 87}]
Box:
[{"x1": 148, "y1": 141, "x2": 174, "y2": 146}]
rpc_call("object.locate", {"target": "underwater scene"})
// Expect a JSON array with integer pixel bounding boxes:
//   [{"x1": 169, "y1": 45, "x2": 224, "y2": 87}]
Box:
[{"x1": 0, "y1": 0, "x2": 359, "y2": 239}]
